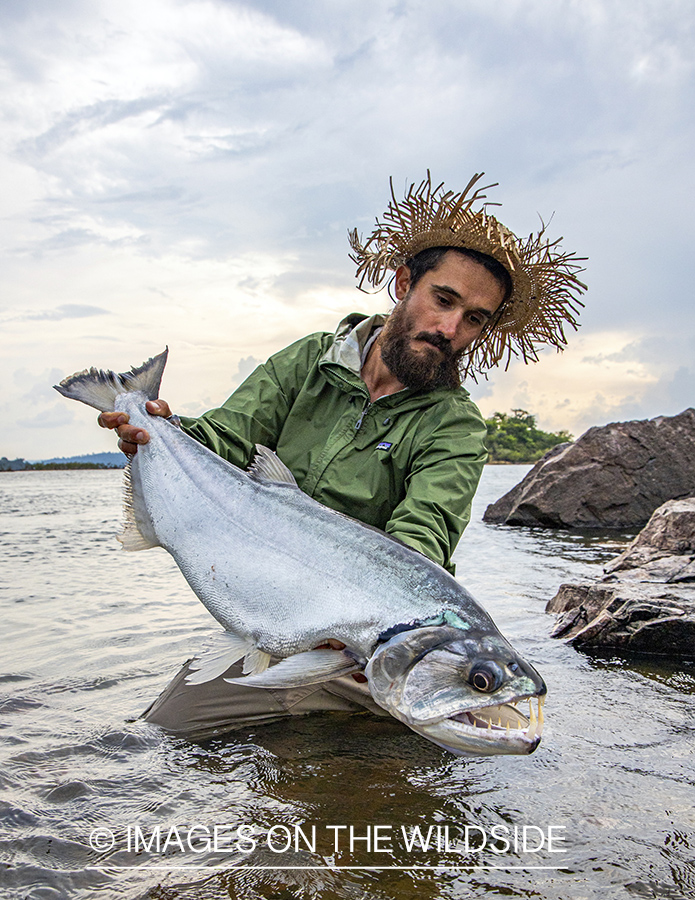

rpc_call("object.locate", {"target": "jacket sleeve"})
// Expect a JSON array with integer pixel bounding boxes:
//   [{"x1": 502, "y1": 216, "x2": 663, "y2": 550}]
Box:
[
  {"x1": 179, "y1": 334, "x2": 326, "y2": 469},
  {"x1": 384, "y1": 399, "x2": 488, "y2": 574}
]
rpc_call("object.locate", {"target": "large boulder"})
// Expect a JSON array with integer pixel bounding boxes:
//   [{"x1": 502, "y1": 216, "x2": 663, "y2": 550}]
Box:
[
  {"x1": 483, "y1": 408, "x2": 695, "y2": 529},
  {"x1": 602, "y1": 498, "x2": 695, "y2": 579},
  {"x1": 546, "y1": 498, "x2": 695, "y2": 658}
]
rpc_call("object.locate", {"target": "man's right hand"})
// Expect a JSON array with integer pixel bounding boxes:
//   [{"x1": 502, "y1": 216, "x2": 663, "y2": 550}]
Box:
[{"x1": 98, "y1": 399, "x2": 172, "y2": 455}]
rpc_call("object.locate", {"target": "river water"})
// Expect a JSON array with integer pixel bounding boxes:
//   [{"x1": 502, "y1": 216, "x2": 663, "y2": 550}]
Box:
[{"x1": 1, "y1": 467, "x2": 693, "y2": 900}]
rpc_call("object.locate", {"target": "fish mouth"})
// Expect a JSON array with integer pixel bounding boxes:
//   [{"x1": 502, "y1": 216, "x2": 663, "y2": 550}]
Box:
[{"x1": 444, "y1": 695, "x2": 545, "y2": 752}]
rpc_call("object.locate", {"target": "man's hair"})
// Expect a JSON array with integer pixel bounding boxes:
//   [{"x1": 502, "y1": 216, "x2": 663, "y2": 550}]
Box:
[{"x1": 405, "y1": 246, "x2": 514, "y2": 305}]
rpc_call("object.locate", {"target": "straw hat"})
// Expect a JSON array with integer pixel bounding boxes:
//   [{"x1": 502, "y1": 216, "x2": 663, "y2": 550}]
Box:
[{"x1": 348, "y1": 172, "x2": 587, "y2": 374}]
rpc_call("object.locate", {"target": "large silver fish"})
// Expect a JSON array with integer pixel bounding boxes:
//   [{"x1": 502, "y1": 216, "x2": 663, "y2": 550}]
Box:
[{"x1": 55, "y1": 350, "x2": 546, "y2": 756}]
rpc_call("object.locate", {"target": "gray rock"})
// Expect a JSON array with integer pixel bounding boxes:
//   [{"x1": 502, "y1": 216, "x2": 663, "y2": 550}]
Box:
[
  {"x1": 604, "y1": 498, "x2": 695, "y2": 574},
  {"x1": 546, "y1": 498, "x2": 695, "y2": 658},
  {"x1": 547, "y1": 582, "x2": 695, "y2": 656},
  {"x1": 483, "y1": 408, "x2": 695, "y2": 529}
]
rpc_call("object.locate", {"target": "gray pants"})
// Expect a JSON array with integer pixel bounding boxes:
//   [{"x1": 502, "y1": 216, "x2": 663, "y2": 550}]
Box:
[{"x1": 142, "y1": 659, "x2": 389, "y2": 741}]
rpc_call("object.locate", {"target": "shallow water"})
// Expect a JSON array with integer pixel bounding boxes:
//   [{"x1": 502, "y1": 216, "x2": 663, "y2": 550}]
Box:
[{"x1": 1, "y1": 467, "x2": 694, "y2": 900}]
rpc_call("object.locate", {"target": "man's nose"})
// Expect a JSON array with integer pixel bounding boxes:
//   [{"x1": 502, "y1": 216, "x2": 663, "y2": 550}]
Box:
[{"x1": 436, "y1": 310, "x2": 462, "y2": 340}]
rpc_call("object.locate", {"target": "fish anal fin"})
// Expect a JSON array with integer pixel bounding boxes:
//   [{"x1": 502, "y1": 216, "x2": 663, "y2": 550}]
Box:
[
  {"x1": 117, "y1": 460, "x2": 160, "y2": 551},
  {"x1": 186, "y1": 631, "x2": 253, "y2": 685},
  {"x1": 225, "y1": 649, "x2": 361, "y2": 689}
]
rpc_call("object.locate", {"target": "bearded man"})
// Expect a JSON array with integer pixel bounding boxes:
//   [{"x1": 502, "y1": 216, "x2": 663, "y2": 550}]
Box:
[{"x1": 100, "y1": 173, "x2": 585, "y2": 738}]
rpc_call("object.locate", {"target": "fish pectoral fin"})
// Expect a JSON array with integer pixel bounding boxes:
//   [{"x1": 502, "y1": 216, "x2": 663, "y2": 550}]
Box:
[
  {"x1": 224, "y1": 649, "x2": 361, "y2": 689},
  {"x1": 185, "y1": 631, "x2": 254, "y2": 685}
]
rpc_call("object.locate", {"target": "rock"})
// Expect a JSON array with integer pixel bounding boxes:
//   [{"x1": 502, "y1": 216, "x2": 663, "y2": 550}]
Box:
[
  {"x1": 483, "y1": 408, "x2": 695, "y2": 529},
  {"x1": 547, "y1": 582, "x2": 695, "y2": 656},
  {"x1": 546, "y1": 498, "x2": 695, "y2": 658},
  {"x1": 604, "y1": 498, "x2": 695, "y2": 574}
]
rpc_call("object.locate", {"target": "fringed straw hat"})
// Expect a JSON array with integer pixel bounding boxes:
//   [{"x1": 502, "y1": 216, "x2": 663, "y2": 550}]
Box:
[{"x1": 348, "y1": 172, "x2": 587, "y2": 375}]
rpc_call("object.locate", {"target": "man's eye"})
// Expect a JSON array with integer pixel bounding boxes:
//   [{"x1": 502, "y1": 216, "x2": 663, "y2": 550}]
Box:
[{"x1": 437, "y1": 295, "x2": 452, "y2": 307}]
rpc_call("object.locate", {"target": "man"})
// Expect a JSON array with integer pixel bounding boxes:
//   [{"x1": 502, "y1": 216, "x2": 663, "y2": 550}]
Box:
[{"x1": 100, "y1": 173, "x2": 585, "y2": 738}]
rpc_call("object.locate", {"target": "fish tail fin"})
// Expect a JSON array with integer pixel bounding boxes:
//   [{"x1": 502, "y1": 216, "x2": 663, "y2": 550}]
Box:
[{"x1": 53, "y1": 348, "x2": 168, "y2": 412}]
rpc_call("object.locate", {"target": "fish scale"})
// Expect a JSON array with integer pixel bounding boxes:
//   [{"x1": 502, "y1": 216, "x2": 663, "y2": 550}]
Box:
[
  {"x1": 123, "y1": 386, "x2": 461, "y2": 654},
  {"x1": 55, "y1": 349, "x2": 547, "y2": 757}
]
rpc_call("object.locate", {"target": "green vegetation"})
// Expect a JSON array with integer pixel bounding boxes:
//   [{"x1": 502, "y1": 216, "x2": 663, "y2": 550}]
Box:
[
  {"x1": 484, "y1": 409, "x2": 573, "y2": 464},
  {"x1": 0, "y1": 457, "x2": 120, "y2": 472}
]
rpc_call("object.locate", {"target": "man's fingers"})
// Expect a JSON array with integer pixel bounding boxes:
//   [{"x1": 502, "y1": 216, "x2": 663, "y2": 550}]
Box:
[
  {"x1": 314, "y1": 639, "x2": 346, "y2": 650},
  {"x1": 98, "y1": 400, "x2": 171, "y2": 431},
  {"x1": 117, "y1": 438, "x2": 138, "y2": 455},
  {"x1": 117, "y1": 425, "x2": 149, "y2": 455},
  {"x1": 145, "y1": 399, "x2": 171, "y2": 417},
  {"x1": 98, "y1": 411, "x2": 129, "y2": 429},
  {"x1": 118, "y1": 424, "x2": 150, "y2": 445}
]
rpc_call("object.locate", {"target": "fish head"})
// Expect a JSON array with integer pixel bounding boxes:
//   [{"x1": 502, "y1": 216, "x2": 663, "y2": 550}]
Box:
[{"x1": 365, "y1": 624, "x2": 546, "y2": 756}]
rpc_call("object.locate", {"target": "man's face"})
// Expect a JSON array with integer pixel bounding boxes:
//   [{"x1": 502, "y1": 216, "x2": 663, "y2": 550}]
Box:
[{"x1": 379, "y1": 251, "x2": 506, "y2": 390}]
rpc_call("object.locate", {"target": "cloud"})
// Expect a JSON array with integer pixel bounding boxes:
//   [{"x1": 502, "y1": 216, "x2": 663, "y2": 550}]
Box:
[
  {"x1": 0, "y1": 0, "x2": 693, "y2": 459},
  {"x1": 16, "y1": 304, "x2": 110, "y2": 321},
  {"x1": 13, "y1": 366, "x2": 68, "y2": 403},
  {"x1": 17, "y1": 404, "x2": 75, "y2": 429},
  {"x1": 19, "y1": 96, "x2": 174, "y2": 162},
  {"x1": 231, "y1": 355, "x2": 261, "y2": 387}
]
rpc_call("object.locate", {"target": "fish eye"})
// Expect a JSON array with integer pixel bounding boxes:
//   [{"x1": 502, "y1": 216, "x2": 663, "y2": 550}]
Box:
[{"x1": 468, "y1": 662, "x2": 504, "y2": 693}]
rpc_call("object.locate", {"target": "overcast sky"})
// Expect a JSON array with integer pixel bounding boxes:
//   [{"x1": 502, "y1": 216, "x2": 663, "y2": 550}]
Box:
[{"x1": 1, "y1": 0, "x2": 693, "y2": 460}]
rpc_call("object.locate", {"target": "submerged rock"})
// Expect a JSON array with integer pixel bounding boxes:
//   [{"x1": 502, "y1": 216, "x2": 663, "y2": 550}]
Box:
[
  {"x1": 483, "y1": 408, "x2": 695, "y2": 529},
  {"x1": 546, "y1": 498, "x2": 695, "y2": 658}
]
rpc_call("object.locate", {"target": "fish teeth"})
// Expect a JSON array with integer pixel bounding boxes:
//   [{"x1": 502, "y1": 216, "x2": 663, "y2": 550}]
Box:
[{"x1": 526, "y1": 698, "x2": 538, "y2": 741}]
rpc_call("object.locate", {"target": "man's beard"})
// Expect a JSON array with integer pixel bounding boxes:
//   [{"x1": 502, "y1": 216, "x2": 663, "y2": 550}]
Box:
[{"x1": 379, "y1": 297, "x2": 465, "y2": 391}]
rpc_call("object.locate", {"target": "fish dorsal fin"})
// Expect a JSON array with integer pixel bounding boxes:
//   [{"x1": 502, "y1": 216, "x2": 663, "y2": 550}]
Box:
[
  {"x1": 225, "y1": 649, "x2": 361, "y2": 689},
  {"x1": 247, "y1": 445, "x2": 298, "y2": 486},
  {"x1": 185, "y1": 631, "x2": 254, "y2": 685}
]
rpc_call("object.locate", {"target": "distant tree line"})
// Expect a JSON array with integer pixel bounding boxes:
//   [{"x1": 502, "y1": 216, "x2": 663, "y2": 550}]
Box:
[
  {"x1": 0, "y1": 457, "x2": 120, "y2": 472},
  {"x1": 484, "y1": 410, "x2": 573, "y2": 463},
  {"x1": 3, "y1": 415, "x2": 569, "y2": 471}
]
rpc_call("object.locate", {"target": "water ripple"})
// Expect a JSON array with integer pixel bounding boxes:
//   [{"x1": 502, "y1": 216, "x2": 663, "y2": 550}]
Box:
[{"x1": 1, "y1": 469, "x2": 694, "y2": 900}]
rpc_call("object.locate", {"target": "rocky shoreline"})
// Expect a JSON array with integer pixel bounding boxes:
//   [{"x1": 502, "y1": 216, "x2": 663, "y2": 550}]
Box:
[{"x1": 546, "y1": 498, "x2": 695, "y2": 658}]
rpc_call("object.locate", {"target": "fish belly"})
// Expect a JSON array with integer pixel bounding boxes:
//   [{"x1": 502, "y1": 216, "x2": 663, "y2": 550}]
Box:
[{"x1": 117, "y1": 394, "x2": 447, "y2": 658}]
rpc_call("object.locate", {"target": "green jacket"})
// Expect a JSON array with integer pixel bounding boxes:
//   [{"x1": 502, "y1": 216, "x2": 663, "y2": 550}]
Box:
[{"x1": 180, "y1": 314, "x2": 488, "y2": 573}]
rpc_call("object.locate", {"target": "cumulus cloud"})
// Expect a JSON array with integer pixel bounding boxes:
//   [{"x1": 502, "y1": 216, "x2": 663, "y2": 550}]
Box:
[
  {"x1": 0, "y1": 0, "x2": 693, "y2": 457},
  {"x1": 232, "y1": 355, "x2": 262, "y2": 387}
]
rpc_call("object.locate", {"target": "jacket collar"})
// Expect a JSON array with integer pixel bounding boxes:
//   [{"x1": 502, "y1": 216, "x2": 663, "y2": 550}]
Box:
[
  {"x1": 322, "y1": 313, "x2": 385, "y2": 375},
  {"x1": 319, "y1": 313, "x2": 472, "y2": 404}
]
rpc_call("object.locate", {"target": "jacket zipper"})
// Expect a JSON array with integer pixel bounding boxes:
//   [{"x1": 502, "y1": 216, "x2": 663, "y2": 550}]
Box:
[{"x1": 355, "y1": 400, "x2": 370, "y2": 431}]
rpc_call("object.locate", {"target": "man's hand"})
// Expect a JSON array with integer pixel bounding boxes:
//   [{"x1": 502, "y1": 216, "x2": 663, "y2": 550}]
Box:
[
  {"x1": 98, "y1": 399, "x2": 172, "y2": 455},
  {"x1": 314, "y1": 639, "x2": 368, "y2": 683}
]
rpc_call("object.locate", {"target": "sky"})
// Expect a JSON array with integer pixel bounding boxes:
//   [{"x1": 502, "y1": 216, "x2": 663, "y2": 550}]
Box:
[{"x1": 1, "y1": 0, "x2": 693, "y2": 460}]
